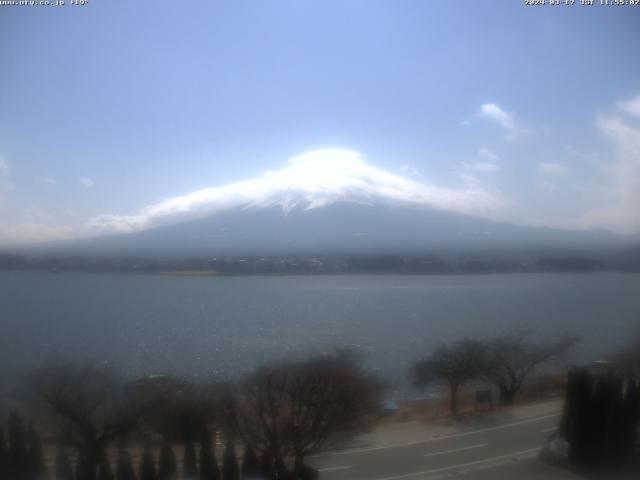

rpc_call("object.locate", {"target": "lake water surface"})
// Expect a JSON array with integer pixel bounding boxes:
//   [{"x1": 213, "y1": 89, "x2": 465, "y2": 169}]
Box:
[{"x1": 1, "y1": 271, "x2": 639, "y2": 387}]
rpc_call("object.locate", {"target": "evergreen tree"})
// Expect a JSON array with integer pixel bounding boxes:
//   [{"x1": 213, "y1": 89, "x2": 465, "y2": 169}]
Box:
[
  {"x1": 240, "y1": 445, "x2": 259, "y2": 479},
  {"x1": 27, "y1": 424, "x2": 48, "y2": 480},
  {"x1": 273, "y1": 457, "x2": 290, "y2": 480},
  {"x1": 562, "y1": 369, "x2": 640, "y2": 470},
  {"x1": 8, "y1": 411, "x2": 30, "y2": 480},
  {"x1": 587, "y1": 375, "x2": 610, "y2": 467},
  {"x1": 0, "y1": 425, "x2": 8, "y2": 480},
  {"x1": 139, "y1": 444, "x2": 157, "y2": 480},
  {"x1": 157, "y1": 441, "x2": 177, "y2": 480},
  {"x1": 564, "y1": 368, "x2": 593, "y2": 467},
  {"x1": 258, "y1": 451, "x2": 273, "y2": 480},
  {"x1": 75, "y1": 450, "x2": 90, "y2": 480},
  {"x1": 221, "y1": 440, "x2": 239, "y2": 480},
  {"x1": 604, "y1": 374, "x2": 625, "y2": 465},
  {"x1": 198, "y1": 433, "x2": 219, "y2": 480},
  {"x1": 297, "y1": 465, "x2": 318, "y2": 480},
  {"x1": 97, "y1": 450, "x2": 114, "y2": 480},
  {"x1": 183, "y1": 441, "x2": 198, "y2": 479},
  {"x1": 621, "y1": 379, "x2": 640, "y2": 462},
  {"x1": 53, "y1": 445, "x2": 74, "y2": 480},
  {"x1": 116, "y1": 447, "x2": 136, "y2": 480}
]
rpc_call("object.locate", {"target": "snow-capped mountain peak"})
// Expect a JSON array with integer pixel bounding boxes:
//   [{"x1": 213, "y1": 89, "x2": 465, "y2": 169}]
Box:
[{"x1": 88, "y1": 149, "x2": 502, "y2": 235}]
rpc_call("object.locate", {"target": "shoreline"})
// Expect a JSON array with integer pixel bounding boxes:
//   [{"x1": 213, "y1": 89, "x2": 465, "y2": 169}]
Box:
[
  {"x1": 1, "y1": 268, "x2": 638, "y2": 277},
  {"x1": 152, "y1": 270, "x2": 222, "y2": 276}
]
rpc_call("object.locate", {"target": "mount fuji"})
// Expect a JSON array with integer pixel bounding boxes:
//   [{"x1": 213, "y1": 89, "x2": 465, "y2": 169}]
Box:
[{"x1": 18, "y1": 150, "x2": 631, "y2": 257}]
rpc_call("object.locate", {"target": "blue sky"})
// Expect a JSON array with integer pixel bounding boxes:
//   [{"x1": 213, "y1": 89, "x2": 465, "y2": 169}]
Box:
[{"x1": 0, "y1": 1, "x2": 639, "y2": 244}]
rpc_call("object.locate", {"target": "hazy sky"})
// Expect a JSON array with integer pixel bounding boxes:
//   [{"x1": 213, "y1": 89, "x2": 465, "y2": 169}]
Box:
[{"x1": 0, "y1": 1, "x2": 639, "y2": 245}]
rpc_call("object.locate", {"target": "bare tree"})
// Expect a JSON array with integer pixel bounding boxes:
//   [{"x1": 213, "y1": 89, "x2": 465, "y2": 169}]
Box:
[
  {"x1": 412, "y1": 340, "x2": 486, "y2": 416},
  {"x1": 28, "y1": 362, "x2": 148, "y2": 480},
  {"x1": 484, "y1": 331, "x2": 577, "y2": 404},
  {"x1": 142, "y1": 377, "x2": 220, "y2": 447},
  {"x1": 226, "y1": 352, "x2": 381, "y2": 478}
]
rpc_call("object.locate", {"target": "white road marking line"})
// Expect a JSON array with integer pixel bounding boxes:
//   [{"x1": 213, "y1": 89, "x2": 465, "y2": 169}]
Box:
[
  {"x1": 423, "y1": 442, "x2": 488, "y2": 458},
  {"x1": 541, "y1": 426, "x2": 557, "y2": 433},
  {"x1": 371, "y1": 447, "x2": 542, "y2": 480},
  {"x1": 325, "y1": 412, "x2": 560, "y2": 456},
  {"x1": 317, "y1": 465, "x2": 352, "y2": 472},
  {"x1": 474, "y1": 459, "x2": 512, "y2": 470}
]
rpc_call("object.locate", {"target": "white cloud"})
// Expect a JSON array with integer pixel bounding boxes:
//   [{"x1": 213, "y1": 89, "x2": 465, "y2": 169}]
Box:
[
  {"x1": 0, "y1": 157, "x2": 8, "y2": 177},
  {"x1": 88, "y1": 149, "x2": 505, "y2": 235},
  {"x1": 0, "y1": 207, "x2": 78, "y2": 245},
  {"x1": 537, "y1": 182, "x2": 556, "y2": 193},
  {"x1": 470, "y1": 162, "x2": 500, "y2": 173},
  {"x1": 479, "y1": 103, "x2": 520, "y2": 137},
  {"x1": 43, "y1": 177, "x2": 57, "y2": 185},
  {"x1": 461, "y1": 148, "x2": 501, "y2": 173},
  {"x1": 456, "y1": 172, "x2": 478, "y2": 185},
  {"x1": 581, "y1": 112, "x2": 640, "y2": 234},
  {"x1": 0, "y1": 222, "x2": 76, "y2": 246},
  {"x1": 538, "y1": 162, "x2": 568, "y2": 175},
  {"x1": 478, "y1": 147, "x2": 500, "y2": 161},
  {"x1": 564, "y1": 144, "x2": 588, "y2": 159},
  {"x1": 80, "y1": 177, "x2": 95, "y2": 187},
  {"x1": 399, "y1": 164, "x2": 423, "y2": 177},
  {"x1": 618, "y1": 95, "x2": 640, "y2": 118}
]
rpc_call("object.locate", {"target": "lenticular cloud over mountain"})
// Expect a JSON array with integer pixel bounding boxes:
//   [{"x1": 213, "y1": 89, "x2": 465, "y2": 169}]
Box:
[{"x1": 89, "y1": 149, "x2": 503, "y2": 235}]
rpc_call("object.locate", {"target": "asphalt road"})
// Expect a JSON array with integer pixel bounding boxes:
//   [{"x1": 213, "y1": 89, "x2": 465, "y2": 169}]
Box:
[{"x1": 310, "y1": 412, "x2": 563, "y2": 480}]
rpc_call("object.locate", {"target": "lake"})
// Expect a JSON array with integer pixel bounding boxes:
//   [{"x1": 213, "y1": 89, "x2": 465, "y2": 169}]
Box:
[{"x1": 1, "y1": 271, "x2": 639, "y2": 389}]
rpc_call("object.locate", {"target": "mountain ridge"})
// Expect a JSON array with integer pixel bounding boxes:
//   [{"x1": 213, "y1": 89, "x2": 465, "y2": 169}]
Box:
[{"x1": 18, "y1": 200, "x2": 631, "y2": 258}]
